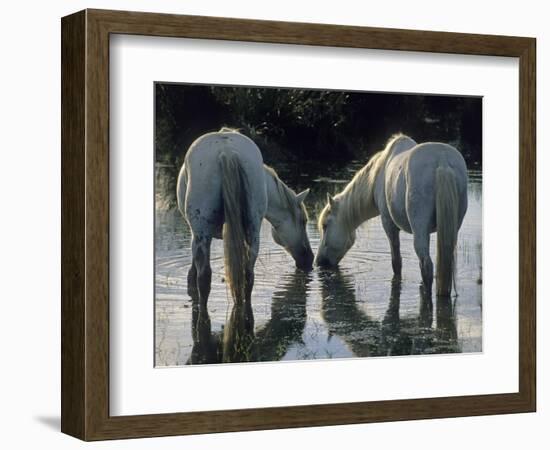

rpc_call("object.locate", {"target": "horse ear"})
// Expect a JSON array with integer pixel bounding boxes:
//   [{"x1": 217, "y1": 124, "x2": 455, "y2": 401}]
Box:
[
  {"x1": 295, "y1": 188, "x2": 310, "y2": 204},
  {"x1": 326, "y1": 193, "x2": 336, "y2": 208}
]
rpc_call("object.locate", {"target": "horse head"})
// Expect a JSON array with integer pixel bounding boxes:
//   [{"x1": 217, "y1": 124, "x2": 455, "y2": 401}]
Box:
[
  {"x1": 315, "y1": 193, "x2": 356, "y2": 267},
  {"x1": 270, "y1": 188, "x2": 314, "y2": 271}
]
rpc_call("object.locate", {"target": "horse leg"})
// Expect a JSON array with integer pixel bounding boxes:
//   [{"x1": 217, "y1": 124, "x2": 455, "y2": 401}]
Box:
[
  {"x1": 191, "y1": 234, "x2": 213, "y2": 307},
  {"x1": 418, "y1": 283, "x2": 433, "y2": 328},
  {"x1": 187, "y1": 265, "x2": 198, "y2": 300},
  {"x1": 381, "y1": 214, "x2": 402, "y2": 278},
  {"x1": 413, "y1": 231, "x2": 433, "y2": 295},
  {"x1": 244, "y1": 227, "x2": 261, "y2": 303}
]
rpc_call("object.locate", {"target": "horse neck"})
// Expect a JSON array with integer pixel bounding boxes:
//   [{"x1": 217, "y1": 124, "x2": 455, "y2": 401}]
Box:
[
  {"x1": 264, "y1": 167, "x2": 291, "y2": 225},
  {"x1": 337, "y1": 163, "x2": 380, "y2": 231}
]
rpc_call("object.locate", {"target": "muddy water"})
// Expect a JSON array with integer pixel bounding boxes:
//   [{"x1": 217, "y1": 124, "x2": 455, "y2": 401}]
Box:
[{"x1": 155, "y1": 166, "x2": 482, "y2": 366}]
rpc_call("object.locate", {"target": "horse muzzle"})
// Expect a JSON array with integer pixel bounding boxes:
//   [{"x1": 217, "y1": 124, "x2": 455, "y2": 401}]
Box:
[
  {"x1": 314, "y1": 254, "x2": 338, "y2": 268},
  {"x1": 296, "y1": 249, "x2": 314, "y2": 272}
]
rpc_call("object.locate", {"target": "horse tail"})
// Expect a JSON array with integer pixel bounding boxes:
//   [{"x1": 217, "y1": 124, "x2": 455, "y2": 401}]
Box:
[
  {"x1": 435, "y1": 165, "x2": 459, "y2": 297},
  {"x1": 218, "y1": 151, "x2": 251, "y2": 302}
]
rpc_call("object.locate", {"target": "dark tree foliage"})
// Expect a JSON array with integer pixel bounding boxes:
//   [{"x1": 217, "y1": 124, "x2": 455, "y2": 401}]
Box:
[{"x1": 155, "y1": 83, "x2": 482, "y2": 171}]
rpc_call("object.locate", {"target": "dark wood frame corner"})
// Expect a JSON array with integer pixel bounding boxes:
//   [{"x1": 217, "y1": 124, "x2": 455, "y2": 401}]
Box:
[{"x1": 61, "y1": 8, "x2": 536, "y2": 441}]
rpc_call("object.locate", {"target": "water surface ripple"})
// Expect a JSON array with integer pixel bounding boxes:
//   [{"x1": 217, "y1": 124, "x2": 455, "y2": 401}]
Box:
[{"x1": 155, "y1": 168, "x2": 482, "y2": 366}]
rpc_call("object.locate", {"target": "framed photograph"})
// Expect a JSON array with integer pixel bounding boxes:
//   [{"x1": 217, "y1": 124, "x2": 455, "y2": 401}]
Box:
[{"x1": 61, "y1": 9, "x2": 536, "y2": 440}]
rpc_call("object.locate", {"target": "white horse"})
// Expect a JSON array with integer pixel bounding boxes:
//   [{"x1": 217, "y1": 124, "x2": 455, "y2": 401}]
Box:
[
  {"x1": 315, "y1": 134, "x2": 468, "y2": 297},
  {"x1": 177, "y1": 128, "x2": 313, "y2": 306}
]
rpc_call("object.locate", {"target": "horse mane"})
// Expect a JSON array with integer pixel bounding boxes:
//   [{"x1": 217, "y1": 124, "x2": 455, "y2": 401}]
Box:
[
  {"x1": 264, "y1": 165, "x2": 308, "y2": 222},
  {"x1": 331, "y1": 133, "x2": 409, "y2": 231}
]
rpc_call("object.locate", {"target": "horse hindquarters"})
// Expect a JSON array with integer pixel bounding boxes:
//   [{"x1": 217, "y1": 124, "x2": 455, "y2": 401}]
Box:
[{"x1": 409, "y1": 166, "x2": 459, "y2": 297}]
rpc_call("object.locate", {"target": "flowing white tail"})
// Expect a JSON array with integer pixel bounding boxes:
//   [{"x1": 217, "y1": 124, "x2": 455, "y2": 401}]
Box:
[
  {"x1": 435, "y1": 165, "x2": 459, "y2": 296},
  {"x1": 218, "y1": 151, "x2": 251, "y2": 302}
]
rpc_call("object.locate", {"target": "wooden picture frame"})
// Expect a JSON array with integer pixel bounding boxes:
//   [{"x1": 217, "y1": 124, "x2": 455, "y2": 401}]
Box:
[{"x1": 61, "y1": 9, "x2": 536, "y2": 441}]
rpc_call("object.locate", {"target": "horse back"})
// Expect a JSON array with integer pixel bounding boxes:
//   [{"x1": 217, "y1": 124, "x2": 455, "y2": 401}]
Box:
[{"x1": 185, "y1": 131, "x2": 264, "y2": 171}]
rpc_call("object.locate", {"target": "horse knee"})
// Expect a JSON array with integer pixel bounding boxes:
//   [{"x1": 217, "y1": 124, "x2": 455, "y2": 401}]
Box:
[
  {"x1": 420, "y1": 256, "x2": 433, "y2": 289},
  {"x1": 392, "y1": 253, "x2": 402, "y2": 276},
  {"x1": 413, "y1": 236, "x2": 428, "y2": 258},
  {"x1": 187, "y1": 265, "x2": 198, "y2": 298},
  {"x1": 197, "y1": 262, "x2": 211, "y2": 278},
  {"x1": 193, "y1": 245, "x2": 207, "y2": 268},
  {"x1": 413, "y1": 235, "x2": 431, "y2": 276},
  {"x1": 195, "y1": 251, "x2": 212, "y2": 285},
  {"x1": 248, "y1": 234, "x2": 260, "y2": 263},
  {"x1": 382, "y1": 219, "x2": 402, "y2": 276},
  {"x1": 192, "y1": 237, "x2": 212, "y2": 303},
  {"x1": 198, "y1": 265, "x2": 212, "y2": 289},
  {"x1": 388, "y1": 239, "x2": 402, "y2": 274},
  {"x1": 196, "y1": 264, "x2": 212, "y2": 305},
  {"x1": 422, "y1": 256, "x2": 433, "y2": 276},
  {"x1": 244, "y1": 268, "x2": 254, "y2": 301}
]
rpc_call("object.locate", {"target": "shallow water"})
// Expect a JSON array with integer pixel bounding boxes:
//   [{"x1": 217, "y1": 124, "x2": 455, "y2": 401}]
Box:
[{"x1": 155, "y1": 167, "x2": 482, "y2": 366}]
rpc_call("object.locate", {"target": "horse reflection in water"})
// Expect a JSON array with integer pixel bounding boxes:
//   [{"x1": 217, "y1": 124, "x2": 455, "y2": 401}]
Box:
[
  {"x1": 318, "y1": 270, "x2": 459, "y2": 357},
  {"x1": 187, "y1": 269, "x2": 311, "y2": 364},
  {"x1": 188, "y1": 300, "x2": 255, "y2": 364}
]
